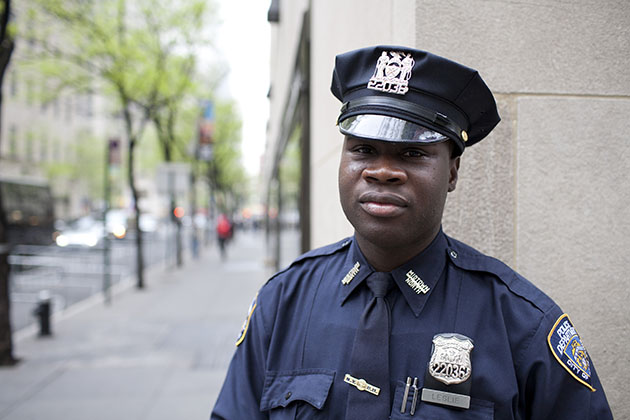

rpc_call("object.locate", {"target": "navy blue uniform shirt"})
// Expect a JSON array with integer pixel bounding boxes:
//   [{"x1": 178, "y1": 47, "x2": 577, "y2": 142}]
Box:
[{"x1": 211, "y1": 231, "x2": 612, "y2": 419}]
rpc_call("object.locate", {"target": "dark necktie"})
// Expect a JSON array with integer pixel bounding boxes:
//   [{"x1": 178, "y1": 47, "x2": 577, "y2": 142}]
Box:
[{"x1": 345, "y1": 271, "x2": 393, "y2": 420}]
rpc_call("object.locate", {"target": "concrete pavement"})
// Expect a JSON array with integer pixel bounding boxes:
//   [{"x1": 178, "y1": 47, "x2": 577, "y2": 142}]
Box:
[{"x1": 0, "y1": 230, "x2": 271, "y2": 420}]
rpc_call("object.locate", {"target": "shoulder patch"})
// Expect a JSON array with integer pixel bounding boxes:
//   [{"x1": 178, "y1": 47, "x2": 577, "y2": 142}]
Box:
[
  {"x1": 235, "y1": 292, "x2": 258, "y2": 347},
  {"x1": 547, "y1": 314, "x2": 595, "y2": 391}
]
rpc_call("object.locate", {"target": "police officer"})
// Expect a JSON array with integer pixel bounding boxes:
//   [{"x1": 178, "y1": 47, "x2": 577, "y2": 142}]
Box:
[{"x1": 211, "y1": 46, "x2": 612, "y2": 419}]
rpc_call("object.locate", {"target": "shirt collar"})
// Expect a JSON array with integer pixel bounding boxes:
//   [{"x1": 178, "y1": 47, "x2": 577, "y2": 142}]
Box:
[
  {"x1": 338, "y1": 229, "x2": 449, "y2": 317},
  {"x1": 338, "y1": 239, "x2": 373, "y2": 305}
]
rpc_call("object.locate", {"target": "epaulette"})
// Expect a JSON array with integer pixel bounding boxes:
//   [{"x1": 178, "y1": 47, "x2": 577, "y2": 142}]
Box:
[
  {"x1": 269, "y1": 237, "x2": 353, "y2": 280},
  {"x1": 445, "y1": 236, "x2": 555, "y2": 314}
]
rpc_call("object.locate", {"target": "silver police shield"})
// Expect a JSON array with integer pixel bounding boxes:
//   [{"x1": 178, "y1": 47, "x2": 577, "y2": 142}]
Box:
[
  {"x1": 367, "y1": 50, "x2": 414, "y2": 95},
  {"x1": 428, "y1": 333, "x2": 474, "y2": 385}
]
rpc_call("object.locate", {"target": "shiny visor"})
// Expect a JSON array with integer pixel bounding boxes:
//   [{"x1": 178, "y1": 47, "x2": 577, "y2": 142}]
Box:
[{"x1": 339, "y1": 114, "x2": 448, "y2": 143}]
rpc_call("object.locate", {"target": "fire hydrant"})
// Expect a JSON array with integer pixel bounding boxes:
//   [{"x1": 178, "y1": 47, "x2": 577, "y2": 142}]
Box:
[{"x1": 33, "y1": 290, "x2": 52, "y2": 337}]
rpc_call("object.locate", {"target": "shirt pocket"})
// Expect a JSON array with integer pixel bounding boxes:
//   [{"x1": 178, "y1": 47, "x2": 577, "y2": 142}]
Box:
[
  {"x1": 260, "y1": 369, "x2": 335, "y2": 420},
  {"x1": 390, "y1": 380, "x2": 494, "y2": 420}
]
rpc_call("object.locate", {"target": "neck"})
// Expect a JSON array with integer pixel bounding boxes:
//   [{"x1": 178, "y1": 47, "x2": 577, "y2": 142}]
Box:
[{"x1": 355, "y1": 229, "x2": 440, "y2": 272}]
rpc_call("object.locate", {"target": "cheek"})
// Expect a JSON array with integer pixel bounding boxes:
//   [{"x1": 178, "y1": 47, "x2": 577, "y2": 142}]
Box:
[{"x1": 338, "y1": 159, "x2": 362, "y2": 190}]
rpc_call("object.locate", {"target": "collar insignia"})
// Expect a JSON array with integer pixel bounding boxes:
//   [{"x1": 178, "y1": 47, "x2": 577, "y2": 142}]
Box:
[
  {"x1": 405, "y1": 270, "x2": 430, "y2": 294},
  {"x1": 342, "y1": 262, "x2": 360, "y2": 285},
  {"x1": 367, "y1": 50, "x2": 414, "y2": 95}
]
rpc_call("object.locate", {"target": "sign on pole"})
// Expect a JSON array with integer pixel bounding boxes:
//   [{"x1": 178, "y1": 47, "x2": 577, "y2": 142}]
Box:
[
  {"x1": 197, "y1": 100, "x2": 214, "y2": 161},
  {"x1": 156, "y1": 163, "x2": 191, "y2": 195}
]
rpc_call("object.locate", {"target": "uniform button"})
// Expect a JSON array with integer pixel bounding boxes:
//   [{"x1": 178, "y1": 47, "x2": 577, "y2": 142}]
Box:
[
  {"x1": 450, "y1": 250, "x2": 458, "y2": 259},
  {"x1": 285, "y1": 391, "x2": 292, "y2": 400}
]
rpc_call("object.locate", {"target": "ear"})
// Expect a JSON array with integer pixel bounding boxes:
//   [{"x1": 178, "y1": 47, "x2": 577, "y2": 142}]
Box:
[{"x1": 447, "y1": 156, "x2": 460, "y2": 192}]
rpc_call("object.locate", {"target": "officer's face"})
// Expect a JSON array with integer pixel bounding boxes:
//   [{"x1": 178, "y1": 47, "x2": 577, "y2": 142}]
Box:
[{"x1": 339, "y1": 136, "x2": 459, "y2": 262}]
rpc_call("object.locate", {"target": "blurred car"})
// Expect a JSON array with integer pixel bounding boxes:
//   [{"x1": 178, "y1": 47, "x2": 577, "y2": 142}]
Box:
[
  {"x1": 138, "y1": 213, "x2": 159, "y2": 233},
  {"x1": 55, "y1": 216, "x2": 104, "y2": 248},
  {"x1": 106, "y1": 209, "x2": 130, "y2": 239}
]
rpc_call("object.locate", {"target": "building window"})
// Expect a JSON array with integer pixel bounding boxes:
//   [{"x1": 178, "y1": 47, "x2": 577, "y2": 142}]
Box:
[
  {"x1": 41, "y1": 136, "x2": 48, "y2": 162},
  {"x1": 26, "y1": 78, "x2": 34, "y2": 105},
  {"x1": 54, "y1": 138, "x2": 63, "y2": 161},
  {"x1": 41, "y1": 81, "x2": 49, "y2": 113},
  {"x1": 8, "y1": 125, "x2": 17, "y2": 159},
  {"x1": 268, "y1": 0, "x2": 280, "y2": 22},
  {"x1": 53, "y1": 97, "x2": 60, "y2": 117},
  {"x1": 26, "y1": 132, "x2": 34, "y2": 162},
  {"x1": 9, "y1": 69, "x2": 17, "y2": 98},
  {"x1": 86, "y1": 92, "x2": 93, "y2": 117},
  {"x1": 65, "y1": 96, "x2": 73, "y2": 121}
]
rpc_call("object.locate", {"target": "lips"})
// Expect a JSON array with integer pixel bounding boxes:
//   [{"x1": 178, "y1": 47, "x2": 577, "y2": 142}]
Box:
[{"x1": 358, "y1": 191, "x2": 409, "y2": 217}]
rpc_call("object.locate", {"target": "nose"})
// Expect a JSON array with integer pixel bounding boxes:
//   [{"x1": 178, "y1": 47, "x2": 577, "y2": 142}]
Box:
[{"x1": 362, "y1": 154, "x2": 407, "y2": 184}]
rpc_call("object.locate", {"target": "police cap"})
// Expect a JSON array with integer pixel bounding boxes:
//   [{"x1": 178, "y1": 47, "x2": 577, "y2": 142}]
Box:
[{"x1": 331, "y1": 45, "x2": 500, "y2": 155}]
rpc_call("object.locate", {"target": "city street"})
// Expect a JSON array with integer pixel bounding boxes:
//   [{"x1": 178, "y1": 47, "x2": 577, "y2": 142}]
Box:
[
  {"x1": 0, "y1": 229, "x2": 272, "y2": 420},
  {"x1": 9, "y1": 229, "x2": 179, "y2": 332}
]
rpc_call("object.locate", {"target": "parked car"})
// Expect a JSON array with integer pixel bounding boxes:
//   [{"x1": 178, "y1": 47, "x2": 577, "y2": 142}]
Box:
[
  {"x1": 106, "y1": 209, "x2": 130, "y2": 239},
  {"x1": 55, "y1": 216, "x2": 104, "y2": 248}
]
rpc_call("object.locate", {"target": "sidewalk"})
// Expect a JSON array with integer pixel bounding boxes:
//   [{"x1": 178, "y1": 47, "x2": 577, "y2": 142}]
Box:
[{"x1": 0, "y1": 230, "x2": 271, "y2": 420}]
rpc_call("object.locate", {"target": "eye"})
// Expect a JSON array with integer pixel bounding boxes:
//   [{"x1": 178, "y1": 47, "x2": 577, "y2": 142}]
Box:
[
  {"x1": 351, "y1": 144, "x2": 375, "y2": 155},
  {"x1": 402, "y1": 148, "x2": 427, "y2": 158}
]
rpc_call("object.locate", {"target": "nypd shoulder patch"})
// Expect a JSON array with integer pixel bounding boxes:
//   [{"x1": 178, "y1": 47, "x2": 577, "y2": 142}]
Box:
[
  {"x1": 235, "y1": 292, "x2": 258, "y2": 347},
  {"x1": 547, "y1": 313, "x2": 595, "y2": 391}
]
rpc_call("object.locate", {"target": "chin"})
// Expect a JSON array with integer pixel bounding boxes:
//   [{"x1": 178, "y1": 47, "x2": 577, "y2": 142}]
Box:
[{"x1": 350, "y1": 214, "x2": 441, "y2": 250}]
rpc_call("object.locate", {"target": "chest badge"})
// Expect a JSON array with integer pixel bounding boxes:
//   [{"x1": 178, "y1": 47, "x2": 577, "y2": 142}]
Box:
[
  {"x1": 429, "y1": 334, "x2": 473, "y2": 385},
  {"x1": 421, "y1": 333, "x2": 474, "y2": 409},
  {"x1": 367, "y1": 51, "x2": 414, "y2": 95}
]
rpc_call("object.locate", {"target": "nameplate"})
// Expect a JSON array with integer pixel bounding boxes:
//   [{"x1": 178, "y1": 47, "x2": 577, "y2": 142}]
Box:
[{"x1": 421, "y1": 388, "x2": 470, "y2": 409}]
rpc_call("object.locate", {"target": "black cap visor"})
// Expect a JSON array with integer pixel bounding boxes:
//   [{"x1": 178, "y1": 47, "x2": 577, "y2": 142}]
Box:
[{"x1": 339, "y1": 114, "x2": 448, "y2": 143}]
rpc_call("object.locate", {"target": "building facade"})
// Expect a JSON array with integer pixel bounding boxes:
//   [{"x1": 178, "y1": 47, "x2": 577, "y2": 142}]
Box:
[
  {"x1": 264, "y1": 0, "x2": 630, "y2": 416},
  {"x1": 1, "y1": 7, "x2": 123, "y2": 221}
]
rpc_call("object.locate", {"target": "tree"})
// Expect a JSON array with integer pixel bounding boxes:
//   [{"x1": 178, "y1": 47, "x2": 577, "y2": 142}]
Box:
[
  {"x1": 23, "y1": 0, "x2": 213, "y2": 287},
  {"x1": 146, "y1": 57, "x2": 197, "y2": 267},
  {"x1": 206, "y1": 99, "x2": 246, "y2": 215},
  {"x1": 0, "y1": 0, "x2": 16, "y2": 366}
]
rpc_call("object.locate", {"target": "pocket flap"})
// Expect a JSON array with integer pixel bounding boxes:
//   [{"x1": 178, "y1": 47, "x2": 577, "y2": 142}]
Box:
[{"x1": 260, "y1": 369, "x2": 335, "y2": 411}]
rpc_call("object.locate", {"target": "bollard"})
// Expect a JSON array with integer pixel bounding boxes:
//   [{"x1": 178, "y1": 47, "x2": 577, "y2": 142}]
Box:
[{"x1": 33, "y1": 290, "x2": 52, "y2": 337}]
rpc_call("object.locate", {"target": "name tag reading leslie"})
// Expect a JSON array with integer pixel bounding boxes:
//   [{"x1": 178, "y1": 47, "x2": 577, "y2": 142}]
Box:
[{"x1": 421, "y1": 388, "x2": 471, "y2": 409}]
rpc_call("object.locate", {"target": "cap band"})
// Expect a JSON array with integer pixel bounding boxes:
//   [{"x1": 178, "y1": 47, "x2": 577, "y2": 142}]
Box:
[{"x1": 339, "y1": 96, "x2": 467, "y2": 147}]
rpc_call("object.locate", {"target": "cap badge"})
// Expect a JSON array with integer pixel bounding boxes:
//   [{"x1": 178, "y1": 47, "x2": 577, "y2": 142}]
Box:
[{"x1": 367, "y1": 51, "x2": 414, "y2": 95}]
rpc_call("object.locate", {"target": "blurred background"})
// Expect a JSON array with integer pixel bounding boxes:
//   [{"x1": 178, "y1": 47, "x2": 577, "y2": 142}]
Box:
[{"x1": 0, "y1": 0, "x2": 628, "y2": 419}]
